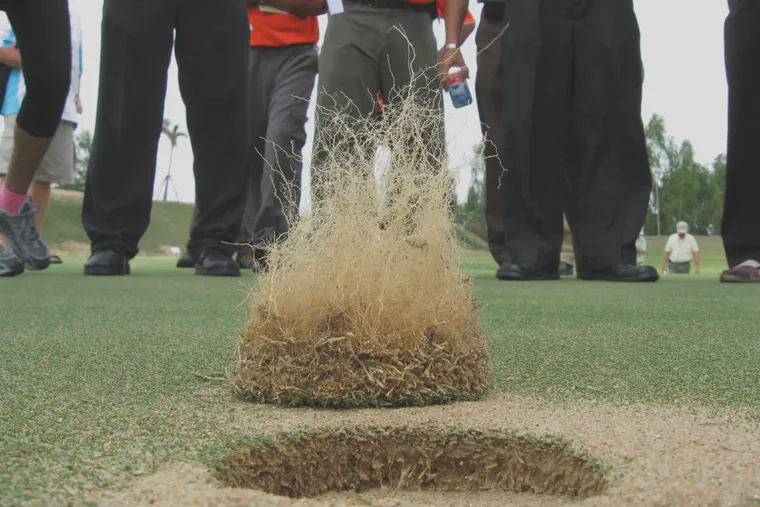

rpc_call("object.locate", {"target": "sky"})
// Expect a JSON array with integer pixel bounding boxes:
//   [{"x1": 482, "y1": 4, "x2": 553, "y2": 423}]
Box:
[{"x1": 61, "y1": 0, "x2": 729, "y2": 204}]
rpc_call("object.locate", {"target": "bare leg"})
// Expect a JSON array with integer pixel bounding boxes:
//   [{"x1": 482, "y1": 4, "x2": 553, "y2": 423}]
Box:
[
  {"x1": 2, "y1": 128, "x2": 53, "y2": 196},
  {"x1": 28, "y1": 180, "x2": 51, "y2": 231}
]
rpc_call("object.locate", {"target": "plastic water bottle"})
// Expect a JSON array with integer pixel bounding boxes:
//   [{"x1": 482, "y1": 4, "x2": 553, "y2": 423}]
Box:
[{"x1": 446, "y1": 66, "x2": 472, "y2": 109}]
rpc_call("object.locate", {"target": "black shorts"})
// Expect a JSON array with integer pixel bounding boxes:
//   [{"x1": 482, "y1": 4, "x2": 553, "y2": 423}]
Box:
[{"x1": 0, "y1": 0, "x2": 71, "y2": 138}]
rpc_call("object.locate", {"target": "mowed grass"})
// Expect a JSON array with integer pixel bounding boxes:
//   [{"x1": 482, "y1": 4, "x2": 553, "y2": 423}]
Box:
[
  {"x1": 1, "y1": 241, "x2": 758, "y2": 504},
  {"x1": 42, "y1": 192, "x2": 195, "y2": 255}
]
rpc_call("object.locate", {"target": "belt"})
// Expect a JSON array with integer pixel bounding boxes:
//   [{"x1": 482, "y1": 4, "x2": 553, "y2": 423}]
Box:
[{"x1": 345, "y1": 0, "x2": 436, "y2": 14}]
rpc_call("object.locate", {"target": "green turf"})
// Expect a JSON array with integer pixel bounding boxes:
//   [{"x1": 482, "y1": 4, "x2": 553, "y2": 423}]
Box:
[
  {"x1": 1, "y1": 246, "x2": 758, "y2": 504},
  {"x1": 42, "y1": 193, "x2": 194, "y2": 255}
]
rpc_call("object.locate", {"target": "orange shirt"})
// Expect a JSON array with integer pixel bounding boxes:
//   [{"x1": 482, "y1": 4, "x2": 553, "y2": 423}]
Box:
[
  {"x1": 248, "y1": 6, "x2": 319, "y2": 47},
  {"x1": 436, "y1": 0, "x2": 476, "y2": 24}
]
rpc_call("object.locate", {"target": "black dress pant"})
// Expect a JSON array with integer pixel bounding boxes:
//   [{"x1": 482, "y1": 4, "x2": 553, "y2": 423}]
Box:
[
  {"x1": 501, "y1": 0, "x2": 651, "y2": 272},
  {"x1": 722, "y1": 0, "x2": 760, "y2": 267},
  {"x1": 82, "y1": 0, "x2": 249, "y2": 259}
]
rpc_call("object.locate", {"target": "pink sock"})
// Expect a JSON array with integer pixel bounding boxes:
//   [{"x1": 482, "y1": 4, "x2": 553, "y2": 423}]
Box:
[{"x1": 0, "y1": 184, "x2": 26, "y2": 214}]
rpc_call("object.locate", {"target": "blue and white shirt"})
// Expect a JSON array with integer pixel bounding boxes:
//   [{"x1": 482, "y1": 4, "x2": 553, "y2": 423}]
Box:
[{"x1": 0, "y1": 13, "x2": 83, "y2": 124}]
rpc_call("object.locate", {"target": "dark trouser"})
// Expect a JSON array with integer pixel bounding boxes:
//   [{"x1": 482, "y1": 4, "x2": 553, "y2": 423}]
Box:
[
  {"x1": 242, "y1": 44, "x2": 318, "y2": 247},
  {"x1": 476, "y1": 10, "x2": 511, "y2": 266},
  {"x1": 0, "y1": 0, "x2": 70, "y2": 138},
  {"x1": 722, "y1": 0, "x2": 760, "y2": 268},
  {"x1": 311, "y1": 2, "x2": 442, "y2": 194},
  {"x1": 501, "y1": 0, "x2": 651, "y2": 273},
  {"x1": 82, "y1": 0, "x2": 250, "y2": 259},
  {"x1": 668, "y1": 261, "x2": 691, "y2": 275}
]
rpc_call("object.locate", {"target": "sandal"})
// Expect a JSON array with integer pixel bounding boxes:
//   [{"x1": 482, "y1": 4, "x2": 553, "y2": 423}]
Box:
[{"x1": 719, "y1": 265, "x2": 760, "y2": 283}]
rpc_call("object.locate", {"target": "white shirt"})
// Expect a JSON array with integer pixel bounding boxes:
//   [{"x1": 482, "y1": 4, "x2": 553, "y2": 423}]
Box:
[
  {"x1": 0, "y1": 13, "x2": 83, "y2": 124},
  {"x1": 665, "y1": 233, "x2": 699, "y2": 263}
]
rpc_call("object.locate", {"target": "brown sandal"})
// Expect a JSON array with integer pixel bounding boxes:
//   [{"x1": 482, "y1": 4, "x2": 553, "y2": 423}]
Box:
[{"x1": 720, "y1": 265, "x2": 760, "y2": 283}]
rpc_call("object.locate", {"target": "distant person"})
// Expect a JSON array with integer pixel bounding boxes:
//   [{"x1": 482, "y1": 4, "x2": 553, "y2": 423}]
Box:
[
  {"x1": 0, "y1": 10, "x2": 82, "y2": 267},
  {"x1": 719, "y1": 0, "x2": 760, "y2": 283},
  {"x1": 0, "y1": 0, "x2": 71, "y2": 278},
  {"x1": 81, "y1": 0, "x2": 249, "y2": 277},
  {"x1": 636, "y1": 228, "x2": 647, "y2": 266},
  {"x1": 662, "y1": 221, "x2": 700, "y2": 275}
]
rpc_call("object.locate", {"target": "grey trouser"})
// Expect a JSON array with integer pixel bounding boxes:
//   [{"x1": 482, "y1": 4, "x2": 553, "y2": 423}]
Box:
[
  {"x1": 668, "y1": 261, "x2": 691, "y2": 275},
  {"x1": 476, "y1": 12, "x2": 511, "y2": 266},
  {"x1": 242, "y1": 44, "x2": 318, "y2": 246},
  {"x1": 311, "y1": 2, "x2": 442, "y2": 195}
]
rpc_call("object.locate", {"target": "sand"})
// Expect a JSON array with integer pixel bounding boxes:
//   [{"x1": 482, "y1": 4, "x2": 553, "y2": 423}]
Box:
[{"x1": 95, "y1": 392, "x2": 760, "y2": 506}]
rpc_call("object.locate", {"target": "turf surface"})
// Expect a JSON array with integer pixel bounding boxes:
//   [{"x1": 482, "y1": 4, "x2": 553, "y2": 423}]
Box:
[{"x1": 1, "y1": 246, "x2": 758, "y2": 504}]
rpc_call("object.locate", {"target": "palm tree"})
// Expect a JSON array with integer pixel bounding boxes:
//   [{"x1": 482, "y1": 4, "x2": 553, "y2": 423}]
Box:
[{"x1": 159, "y1": 119, "x2": 187, "y2": 202}]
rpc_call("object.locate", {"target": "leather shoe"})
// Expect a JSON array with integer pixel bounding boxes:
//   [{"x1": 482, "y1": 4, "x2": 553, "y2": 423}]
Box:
[
  {"x1": 84, "y1": 249, "x2": 130, "y2": 276},
  {"x1": 496, "y1": 263, "x2": 560, "y2": 281},
  {"x1": 176, "y1": 253, "x2": 197, "y2": 268},
  {"x1": 579, "y1": 264, "x2": 659, "y2": 282},
  {"x1": 196, "y1": 249, "x2": 241, "y2": 277}
]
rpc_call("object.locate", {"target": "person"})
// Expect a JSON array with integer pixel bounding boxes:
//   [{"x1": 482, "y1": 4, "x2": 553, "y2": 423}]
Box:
[
  {"x1": 474, "y1": 0, "x2": 509, "y2": 268},
  {"x1": 0, "y1": 0, "x2": 71, "y2": 278},
  {"x1": 474, "y1": 2, "x2": 579, "y2": 277},
  {"x1": 719, "y1": 0, "x2": 760, "y2": 283},
  {"x1": 0, "y1": 10, "x2": 82, "y2": 268},
  {"x1": 240, "y1": 0, "x2": 323, "y2": 270},
  {"x1": 636, "y1": 228, "x2": 647, "y2": 266},
  {"x1": 443, "y1": 0, "x2": 659, "y2": 282},
  {"x1": 558, "y1": 216, "x2": 575, "y2": 276},
  {"x1": 662, "y1": 221, "x2": 700, "y2": 275},
  {"x1": 177, "y1": 0, "x2": 324, "y2": 272},
  {"x1": 81, "y1": 0, "x2": 250, "y2": 277},
  {"x1": 311, "y1": 0, "x2": 444, "y2": 202}
]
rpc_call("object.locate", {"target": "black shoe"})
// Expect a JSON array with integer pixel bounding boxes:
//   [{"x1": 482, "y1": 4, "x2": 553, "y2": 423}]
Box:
[
  {"x1": 84, "y1": 249, "x2": 130, "y2": 276},
  {"x1": 196, "y1": 249, "x2": 241, "y2": 277},
  {"x1": 578, "y1": 264, "x2": 659, "y2": 282},
  {"x1": 558, "y1": 261, "x2": 575, "y2": 277},
  {"x1": 496, "y1": 263, "x2": 560, "y2": 281},
  {"x1": 176, "y1": 253, "x2": 197, "y2": 268}
]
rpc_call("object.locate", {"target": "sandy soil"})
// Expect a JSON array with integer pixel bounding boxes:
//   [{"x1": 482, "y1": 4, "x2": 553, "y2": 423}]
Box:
[{"x1": 96, "y1": 392, "x2": 760, "y2": 506}]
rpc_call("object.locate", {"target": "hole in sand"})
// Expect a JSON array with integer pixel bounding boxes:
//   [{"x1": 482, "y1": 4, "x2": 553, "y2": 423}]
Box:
[{"x1": 218, "y1": 427, "x2": 608, "y2": 501}]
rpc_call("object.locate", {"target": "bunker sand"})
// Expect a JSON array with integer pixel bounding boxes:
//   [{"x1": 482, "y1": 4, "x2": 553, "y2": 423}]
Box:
[{"x1": 97, "y1": 392, "x2": 760, "y2": 506}]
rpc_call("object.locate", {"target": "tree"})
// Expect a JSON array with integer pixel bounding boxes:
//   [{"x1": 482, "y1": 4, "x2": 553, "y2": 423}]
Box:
[
  {"x1": 644, "y1": 114, "x2": 726, "y2": 236},
  {"x1": 456, "y1": 142, "x2": 487, "y2": 233},
  {"x1": 644, "y1": 113, "x2": 677, "y2": 236},
  {"x1": 159, "y1": 119, "x2": 187, "y2": 202},
  {"x1": 57, "y1": 129, "x2": 93, "y2": 192},
  {"x1": 706, "y1": 154, "x2": 727, "y2": 235}
]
